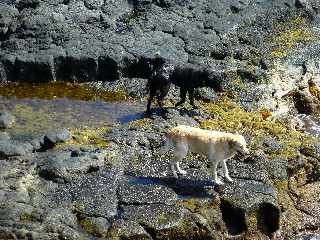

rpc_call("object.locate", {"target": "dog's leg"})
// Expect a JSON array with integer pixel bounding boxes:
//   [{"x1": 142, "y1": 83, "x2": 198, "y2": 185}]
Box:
[
  {"x1": 170, "y1": 162, "x2": 178, "y2": 178},
  {"x1": 157, "y1": 83, "x2": 170, "y2": 114},
  {"x1": 159, "y1": 137, "x2": 171, "y2": 155},
  {"x1": 188, "y1": 88, "x2": 197, "y2": 108},
  {"x1": 211, "y1": 159, "x2": 223, "y2": 185},
  {"x1": 176, "y1": 162, "x2": 187, "y2": 175},
  {"x1": 146, "y1": 88, "x2": 156, "y2": 115},
  {"x1": 222, "y1": 159, "x2": 233, "y2": 182},
  {"x1": 171, "y1": 142, "x2": 188, "y2": 177},
  {"x1": 175, "y1": 88, "x2": 187, "y2": 107},
  {"x1": 146, "y1": 98, "x2": 152, "y2": 115}
]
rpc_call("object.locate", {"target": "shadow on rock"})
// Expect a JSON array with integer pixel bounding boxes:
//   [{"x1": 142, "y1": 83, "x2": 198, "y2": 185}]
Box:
[{"x1": 127, "y1": 175, "x2": 217, "y2": 198}]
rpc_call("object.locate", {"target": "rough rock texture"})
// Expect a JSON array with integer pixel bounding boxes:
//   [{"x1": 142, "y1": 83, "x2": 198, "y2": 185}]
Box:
[
  {"x1": 1, "y1": 103, "x2": 319, "y2": 239},
  {"x1": 0, "y1": 0, "x2": 319, "y2": 85},
  {"x1": 1, "y1": 0, "x2": 320, "y2": 239},
  {"x1": 1, "y1": 0, "x2": 320, "y2": 120},
  {"x1": 0, "y1": 111, "x2": 15, "y2": 128}
]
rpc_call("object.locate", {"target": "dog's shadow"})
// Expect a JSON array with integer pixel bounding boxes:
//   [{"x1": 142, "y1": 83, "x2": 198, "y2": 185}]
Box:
[
  {"x1": 118, "y1": 112, "x2": 145, "y2": 123},
  {"x1": 127, "y1": 175, "x2": 219, "y2": 198}
]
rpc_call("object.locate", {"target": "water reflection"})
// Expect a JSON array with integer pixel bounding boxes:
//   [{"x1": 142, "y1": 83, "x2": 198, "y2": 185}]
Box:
[{"x1": 0, "y1": 97, "x2": 145, "y2": 140}]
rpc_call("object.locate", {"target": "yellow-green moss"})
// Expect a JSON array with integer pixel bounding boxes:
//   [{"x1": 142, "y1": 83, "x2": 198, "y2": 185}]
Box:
[
  {"x1": 198, "y1": 100, "x2": 317, "y2": 161},
  {"x1": 56, "y1": 127, "x2": 109, "y2": 148},
  {"x1": 128, "y1": 118, "x2": 153, "y2": 129},
  {"x1": 309, "y1": 84, "x2": 320, "y2": 100},
  {"x1": 177, "y1": 199, "x2": 200, "y2": 213},
  {"x1": 0, "y1": 82, "x2": 129, "y2": 102},
  {"x1": 272, "y1": 180, "x2": 291, "y2": 209},
  {"x1": 78, "y1": 219, "x2": 107, "y2": 238},
  {"x1": 20, "y1": 212, "x2": 37, "y2": 222},
  {"x1": 245, "y1": 213, "x2": 258, "y2": 236},
  {"x1": 71, "y1": 202, "x2": 108, "y2": 238},
  {"x1": 231, "y1": 76, "x2": 247, "y2": 93},
  {"x1": 301, "y1": 144, "x2": 320, "y2": 160},
  {"x1": 266, "y1": 16, "x2": 315, "y2": 59},
  {"x1": 177, "y1": 198, "x2": 220, "y2": 213},
  {"x1": 71, "y1": 202, "x2": 86, "y2": 215},
  {"x1": 157, "y1": 212, "x2": 170, "y2": 225},
  {"x1": 268, "y1": 29, "x2": 314, "y2": 58}
]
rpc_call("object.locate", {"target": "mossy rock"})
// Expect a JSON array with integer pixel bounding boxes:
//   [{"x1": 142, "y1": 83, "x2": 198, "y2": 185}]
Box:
[
  {"x1": 177, "y1": 198, "x2": 220, "y2": 213},
  {"x1": 78, "y1": 217, "x2": 109, "y2": 238},
  {"x1": 128, "y1": 118, "x2": 153, "y2": 129},
  {"x1": 55, "y1": 127, "x2": 109, "y2": 148},
  {"x1": 19, "y1": 212, "x2": 38, "y2": 222},
  {"x1": 198, "y1": 99, "x2": 318, "y2": 163},
  {"x1": 265, "y1": 16, "x2": 316, "y2": 59}
]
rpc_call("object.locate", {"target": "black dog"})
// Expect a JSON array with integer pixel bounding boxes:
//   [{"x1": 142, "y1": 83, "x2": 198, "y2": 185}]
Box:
[
  {"x1": 146, "y1": 62, "x2": 224, "y2": 114},
  {"x1": 146, "y1": 63, "x2": 175, "y2": 115}
]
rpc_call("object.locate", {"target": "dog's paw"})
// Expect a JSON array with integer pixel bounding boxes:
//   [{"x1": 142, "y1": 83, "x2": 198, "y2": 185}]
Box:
[
  {"x1": 144, "y1": 111, "x2": 152, "y2": 118},
  {"x1": 172, "y1": 172, "x2": 178, "y2": 178},
  {"x1": 225, "y1": 176, "x2": 233, "y2": 183},
  {"x1": 215, "y1": 179, "x2": 224, "y2": 185},
  {"x1": 178, "y1": 169, "x2": 187, "y2": 175}
]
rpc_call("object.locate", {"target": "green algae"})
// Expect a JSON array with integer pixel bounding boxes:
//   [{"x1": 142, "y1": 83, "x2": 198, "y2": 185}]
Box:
[
  {"x1": 0, "y1": 82, "x2": 129, "y2": 102},
  {"x1": 151, "y1": 218, "x2": 214, "y2": 240}
]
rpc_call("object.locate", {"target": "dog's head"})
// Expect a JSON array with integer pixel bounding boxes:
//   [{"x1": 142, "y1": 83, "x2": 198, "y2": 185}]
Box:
[
  {"x1": 206, "y1": 70, "x2": 224, "y2": 92},
  {"x1": 230, "y1": 135, "x2": 250, "y2": 155}
]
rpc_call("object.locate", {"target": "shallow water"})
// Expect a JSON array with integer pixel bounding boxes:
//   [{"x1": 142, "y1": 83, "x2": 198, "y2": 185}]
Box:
[{"x1": 0, "y1": 93, "x2": 145, "y2": 140}]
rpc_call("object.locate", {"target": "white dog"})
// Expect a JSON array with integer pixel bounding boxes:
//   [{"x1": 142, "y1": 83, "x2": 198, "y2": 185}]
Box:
[{"x1": 160, "y1": 125, "x2": 249, "y2": 185}]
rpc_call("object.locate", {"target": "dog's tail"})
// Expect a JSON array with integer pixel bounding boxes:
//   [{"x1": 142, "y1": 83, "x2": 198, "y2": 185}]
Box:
[{"x1": 159, "y1": 136, "x2": 172, "y2": 155}]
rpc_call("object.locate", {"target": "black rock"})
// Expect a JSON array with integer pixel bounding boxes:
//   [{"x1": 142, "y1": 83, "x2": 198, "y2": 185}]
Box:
[
  {"x1": 42, "y1": 128, "x2": 71, "y2": 150},
  {"x1": 52, "y1": 169, "x2": 121, "y2": 217},
  {"x1": 37, "y1": 150, "x2": 105, "y2": 182}
]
